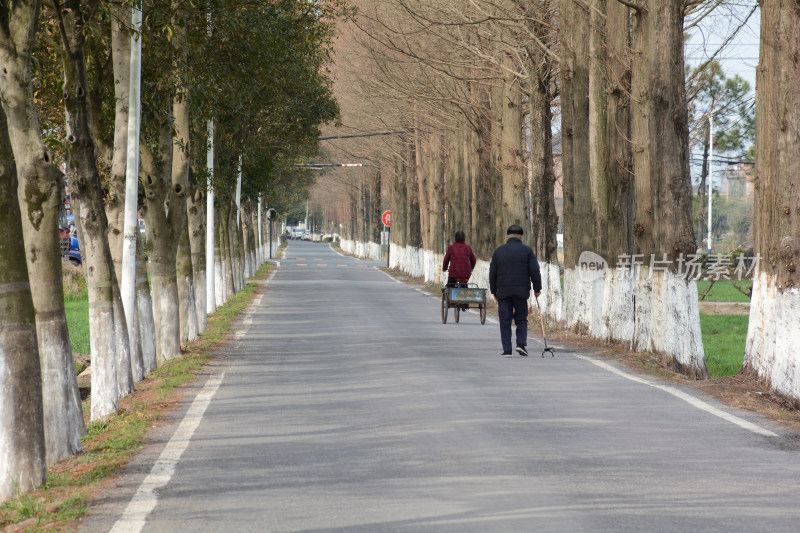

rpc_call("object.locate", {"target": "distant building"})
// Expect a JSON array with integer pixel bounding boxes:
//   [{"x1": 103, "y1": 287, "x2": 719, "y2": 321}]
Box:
[{"x1": 719, "y1": 162, "x2": 754, "y2": 200}]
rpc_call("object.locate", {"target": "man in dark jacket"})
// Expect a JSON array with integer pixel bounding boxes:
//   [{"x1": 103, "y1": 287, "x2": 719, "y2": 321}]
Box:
[
  {"x1": 442, "y1": 230, "x2": 477, "y2": 286},
  {"x1": 489, "y1": 225, "x2": 542, "y2": 357}
]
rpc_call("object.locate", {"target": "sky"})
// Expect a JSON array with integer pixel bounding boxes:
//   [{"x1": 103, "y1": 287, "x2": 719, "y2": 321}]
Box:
[{"x1": 685, "y1": 3, "x2": 760, "y2": 92}]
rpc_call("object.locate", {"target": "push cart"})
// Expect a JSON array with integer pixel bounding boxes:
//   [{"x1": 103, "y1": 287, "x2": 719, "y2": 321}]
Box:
[{"x1": 441, "y1": 283, "x2": 487, "y2": 325}]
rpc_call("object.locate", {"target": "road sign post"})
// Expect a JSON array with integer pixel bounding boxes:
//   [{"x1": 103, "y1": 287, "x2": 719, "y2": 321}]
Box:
[{"x1": 381, "y1": 210, "x2": 391, "y2": 268}]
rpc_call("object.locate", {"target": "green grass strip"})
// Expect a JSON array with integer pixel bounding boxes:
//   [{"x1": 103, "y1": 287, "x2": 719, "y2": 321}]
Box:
[
  {"x1": 0, "y1": 262, "x2": 276, "y2": 530},
  {"x1": 700, "y1": 313, "x2": 749, "y2": 378}
]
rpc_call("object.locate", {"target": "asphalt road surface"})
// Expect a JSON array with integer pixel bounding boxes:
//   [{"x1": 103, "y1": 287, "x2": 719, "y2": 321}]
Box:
[{"x1": 81, "y1": 241, "x2": 800, "y2": 533}]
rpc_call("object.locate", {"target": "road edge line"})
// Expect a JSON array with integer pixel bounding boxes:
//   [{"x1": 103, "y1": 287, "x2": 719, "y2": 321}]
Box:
[
  {"x1": 108, "y1": 372, "x2": 225, "y2": 533},
  {"x1": 574, "y1": 354, "x2": 778, "y2": 438}
]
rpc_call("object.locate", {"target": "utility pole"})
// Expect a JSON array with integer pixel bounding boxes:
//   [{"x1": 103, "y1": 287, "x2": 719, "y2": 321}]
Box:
[
  {"x1": 707, "y1": 113, "x2": 713, "y2": 254},
  {"x1": 120, "y1": 3, "x2": 143, "y2": 368},
  {"x1": 205, "y1": 10, "x2": 216, "y2": 314}
]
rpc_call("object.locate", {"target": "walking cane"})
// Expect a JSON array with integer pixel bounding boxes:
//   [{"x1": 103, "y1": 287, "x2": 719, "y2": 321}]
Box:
[{"x1": 534, "y1": 296, "x2": 555, "y2": 357}]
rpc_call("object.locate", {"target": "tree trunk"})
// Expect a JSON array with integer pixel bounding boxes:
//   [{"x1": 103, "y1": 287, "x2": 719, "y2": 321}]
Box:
[
  {"x1": 529, "y1": 18, "x2": 561, "y2": 323},
  {"x1": 224, "y1": 204, "x2": 235, "y2": 300},
  {"x1": 177, "y1": 220, "x2": 198, "y2": 342},
  {"x1": 599, "y1": 0, "x2": 636, "y2": 344},
  {"x1": 604, "y1": 0, "x2": 634, "y2": 264},
  {"x1": 187, "y1": 167, "x2": 208, "y2": 332},
  {"x1": 475, "y1": 88, "x2": 495, "y2": 259},
  {"x1": 136, "y1": 229, "x2": 157, "y2": 375},
  {"x1": 140, "y1": 129, "x2": 182, "y2": 365},
  {"x1": 0, "y1": 0, "x2": 85, "y2": 461},
  {"x1": 215, "y1": 206, "x2": 227, "y2": 307},
  {"x1": 0, "y1": 99, "x2": 47, "y2": 504},
  {"x1": 393, "y1": 155, "x2": 408, "y2": 252},
  {"x1": 499, "y1": 57, "x2": 527, "y2": 235},
  {"x1": 560, "y1": 0, "x2": 594, "y2": 334},
  {"x1": 589, "y1": 0, "x2": 609, "y2": 256},
  {"x1": 171, "y1": 14, "x2": 193, "y2": 340},
  {"x1": 171, "y1": 65, "x2": 195, "y2": 343},
  {"x1": 59, "y1": 2, "x2": 134, "y2": 410},
  {"x1": 235, "y1": 207, "x2": 245, "y2": 288},
  {"x1": 629, "y1": 0, "x2": 706, "y2": 378},
  {"x1": 407, "y1": 142, "x2": 423, "y2": 250},
  {"x1": 414, "y1": 121, "x2": 432, "y2": 251},
  {"x1": 427, "y1": 135, "x2": 445, "y2": 255},
  {"x1": 106, "y1": 4, "x2": 145, "y2": 384},
  {"x1": 743, "y1": 0, "x2": 800, "y2": 403},
  {"x1": 247, "y1": 204, "x2": 258, "y2": 273}
]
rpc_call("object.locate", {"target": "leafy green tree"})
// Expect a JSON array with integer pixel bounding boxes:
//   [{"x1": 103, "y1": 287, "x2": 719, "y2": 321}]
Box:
[{"x1": 687, "y1": 60, "x2": 754, "y2": 243}]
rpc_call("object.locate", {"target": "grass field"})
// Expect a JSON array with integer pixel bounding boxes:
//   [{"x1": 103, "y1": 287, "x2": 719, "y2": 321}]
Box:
[
  {"x1": 65, "y1": 295, "x2": 90, "y2": 355},
  {"x1": 696, "y1": 279, "x2": 752, "y2": 302},
  {"x1": 700, "y1": 313, "x2": 749, "y2": 378}
]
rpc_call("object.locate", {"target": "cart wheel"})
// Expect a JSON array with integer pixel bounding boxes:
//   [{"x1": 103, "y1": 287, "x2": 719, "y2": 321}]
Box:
[
  {"x1": 454, "y1": 305, "x2": 460, "y2": 323},
  {"x1": 441, "y1": 293, "x2": 448, "y2": 324},
  {"x1": 480, "y1": 304, "x2": 487, "y2": 325}
]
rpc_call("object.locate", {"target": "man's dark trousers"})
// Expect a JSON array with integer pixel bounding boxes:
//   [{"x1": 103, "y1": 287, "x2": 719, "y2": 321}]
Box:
[{"x1": 497, "y1": 296, "x2": 528, "y2": 353}]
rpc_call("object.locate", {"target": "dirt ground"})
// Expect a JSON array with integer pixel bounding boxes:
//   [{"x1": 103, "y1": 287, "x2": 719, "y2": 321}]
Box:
[{"x1": 698, "y1": 301, "x2": 750, "y2": 315}]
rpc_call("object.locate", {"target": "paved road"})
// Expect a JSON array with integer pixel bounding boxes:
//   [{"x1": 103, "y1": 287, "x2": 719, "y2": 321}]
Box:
[{"x1": 82, "y1": 241, "x2": 800, "y2": 532}]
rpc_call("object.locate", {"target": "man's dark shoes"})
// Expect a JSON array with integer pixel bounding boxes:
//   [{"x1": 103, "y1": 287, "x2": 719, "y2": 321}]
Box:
[
  {"x1": 502, "y1": 351, "x2": 513, "y2": 357},
  {"x1": 516, "y1": 345, "x2": 529, "y2": 357}
]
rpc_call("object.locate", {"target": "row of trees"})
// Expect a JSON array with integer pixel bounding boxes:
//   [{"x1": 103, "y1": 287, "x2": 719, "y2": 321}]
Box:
[
  {"x1": 1, "y1": 0, "x2": 341, "y2": 503},
  {"x1": 320, "y1": 2, "x2": 800, "y2": 403}
]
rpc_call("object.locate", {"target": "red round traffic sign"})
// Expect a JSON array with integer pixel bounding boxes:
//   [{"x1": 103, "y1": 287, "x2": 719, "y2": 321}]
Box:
[{"x1": 382, "y1": 210, "x2": 391, "y2": 227}]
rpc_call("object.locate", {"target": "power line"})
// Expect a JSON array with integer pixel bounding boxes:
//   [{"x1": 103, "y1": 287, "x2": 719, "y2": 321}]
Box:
[
  {"x1": 318, "y1": 130, "x2": 414, "y2": 141},
  {"x1": 297, "y1": 163, "x2": 371, "y2": 170}
]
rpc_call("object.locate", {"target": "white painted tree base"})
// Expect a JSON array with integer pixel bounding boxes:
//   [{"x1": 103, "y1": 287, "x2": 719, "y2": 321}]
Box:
[
  {"x1": 38, "y1": 318, "x2": 85, "y2": 465},
  {"x1": 179, "y1": 274, "x2": 199, "y2": 343},
  {"x1": 538, "y1": 262, "x2": 563, "y2": 324},
  {"x1": 341, "y1": 239, "x2": 381, "y2": 261},
  {"x1": 563, "y1": 266, "x2": 706, "y2": 378},
  {"x1": 192, "y1": 270, "x2": 208, "y2": 334},
  {"x1": 137, "y1": 284, "x2": 157, "y2": 376},
  {"x1": 90, "y1": 308, "x2": 119, "y2": 421},
  {"x1": 215, "y1": 259, "x2": 226, "y2": 308},
  {"x1": 745, "y1": 273, "x2": 800, "y2": 403}
]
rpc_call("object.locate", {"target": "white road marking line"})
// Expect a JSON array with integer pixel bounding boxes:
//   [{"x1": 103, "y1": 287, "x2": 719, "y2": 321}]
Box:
[
  {"x1": 574, "y1": 354, "x2": 778, "y2": 438},
  {"x1": 109, "y1": 372, "x2": 225, "y2": 533},
  {"x1": 376, "y1": 268, "x2": 404, "y2": 284}
]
